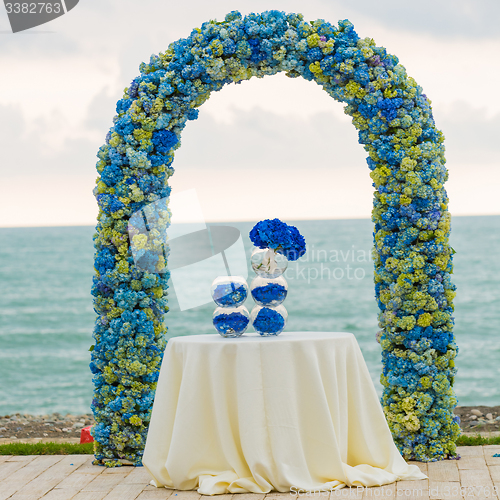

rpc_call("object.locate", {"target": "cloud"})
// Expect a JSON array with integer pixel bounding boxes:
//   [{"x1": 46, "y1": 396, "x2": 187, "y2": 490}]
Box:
[
  {"x1": 76, "y1": 0, "x2": 499, "y2": 42},
  {"x1": 439, "y1": 102, "x2": 500, "y2": 165},
  {"x1": 0, "y1": 103, "x2": 97, "y2": 178},
  {"x1": 175, "y1": 107, "x2": 366, "y2": 171},
  {"x1": 322, "y1": 0, "x2": 500, "y2": 40},
  {"x1": 0, "y1": 103, "x2": 98, "y2": 226},
  {"x1": 84, "y1": 86, "x2": 117, "y2": 135},
  {"x1": 176, "y1": 100, "x2": 500, "y2": 173},
  {"x1": 0, "y1": 103, "x2": 25, "y2": 146},
  {"x1": 2, "y1": 0, "x2": 497, "y2": 63},
  {"x1": 1, "y1": 0, "x2": 498, "y2": 226},
  {"x1": 0, "y1": 6, "x2": 80, "y2": 55},
  {"x1": 2, "y1": 0, "x2": 499, "y2": 124}
]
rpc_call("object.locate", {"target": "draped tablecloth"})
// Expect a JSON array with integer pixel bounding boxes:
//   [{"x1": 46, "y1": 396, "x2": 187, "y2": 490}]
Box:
[{"x1": 143, "y1": 332, "x2": 426, "y2": 494}]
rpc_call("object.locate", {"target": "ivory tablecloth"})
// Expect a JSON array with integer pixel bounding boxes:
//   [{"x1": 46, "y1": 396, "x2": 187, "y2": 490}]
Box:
[{"x1": 143, "y1": 332, "x2": 426, "y2": 494}]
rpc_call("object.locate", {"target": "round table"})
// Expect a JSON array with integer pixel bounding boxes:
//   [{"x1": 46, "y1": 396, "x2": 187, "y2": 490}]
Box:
[{"x1": 142, "y1": 332, "x2": 426, "y2": 494}]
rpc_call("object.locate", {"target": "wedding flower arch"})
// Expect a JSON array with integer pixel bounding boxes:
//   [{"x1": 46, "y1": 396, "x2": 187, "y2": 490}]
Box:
[{"x1": 91, "y1": 10, "x2": 459, "y2": 466}]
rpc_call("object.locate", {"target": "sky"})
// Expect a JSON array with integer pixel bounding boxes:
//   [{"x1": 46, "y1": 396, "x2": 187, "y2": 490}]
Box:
[{"x1": 0, "y1": 0, "x2": 499, "y2": 226}]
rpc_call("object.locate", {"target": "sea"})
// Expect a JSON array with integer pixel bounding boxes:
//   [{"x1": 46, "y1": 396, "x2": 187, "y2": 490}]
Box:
[{"x1": 0, "y1": 215, "x2": 499, "y2": 416}]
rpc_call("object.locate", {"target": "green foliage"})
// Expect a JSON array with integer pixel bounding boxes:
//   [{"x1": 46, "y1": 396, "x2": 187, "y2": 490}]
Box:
[
  {"x1": 456, "y1": 434, "x2": 500, "y2": 446},
  {"x1": 0, "y1": 441, "x2": 94, "y2": 455},
  {"x1": 0, "y1": 434, "x2": 496, "y2": 458}
]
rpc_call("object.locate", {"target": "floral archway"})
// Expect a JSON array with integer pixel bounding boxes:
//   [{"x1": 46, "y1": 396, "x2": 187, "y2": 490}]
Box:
[{"x1": 90, "y1": 10, "x2": 459, "y2": 466}]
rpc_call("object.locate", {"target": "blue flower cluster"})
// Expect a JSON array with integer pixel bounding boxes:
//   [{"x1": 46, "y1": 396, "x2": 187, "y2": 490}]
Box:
[
  {"x1": 90, "y1": 269, "x2": 168, "y2": 466},
  {"x1": 94, "y1": 9, "x2": 458, "y2": 463},
  {"x1": 213, "y1": 311, "x2": 250, "y2": 335},
  {"x1": 253, "y1": 307, "x2": 286, "y2": 335},
  {"x1": 251, "y1": 283, "x2": 287, "y2": 305},
  {"x1": 250, "y1": 219, "x2": 306, "y2": 261},
  {"x1": 213, "y1": 283, "x2": 247, "y2": 306}
]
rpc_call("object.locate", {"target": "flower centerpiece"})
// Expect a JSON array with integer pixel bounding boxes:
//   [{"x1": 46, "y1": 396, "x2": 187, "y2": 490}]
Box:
[
  {"x1": 250, "y1": 218, "x2": 306, "y2": 270},
  {"x1": 211, "y1": 276, "x2": 248, "y2": 307},
  {"x1": 211, "y1": 276, "x2": 250, "y2": 337},
  {"x1": 213, "y1": 307, "x2": 250, "y2": 336},
  {"x1": 249, "y1": 219, "x2": 305, "y2": 335},
  {"x1": 251, "y1": 304, "x2": 288, "y2": 336}
]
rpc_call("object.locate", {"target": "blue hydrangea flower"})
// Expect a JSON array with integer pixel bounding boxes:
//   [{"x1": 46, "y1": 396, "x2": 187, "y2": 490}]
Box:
[
  {"x1": 252, "y1": 307, "x2": 285, "y2": 335},
  {"x1": 251, "y1": 283, "x2": 287, "y2": 305},
  {"x1": 249, "y1": 219, "x2": 306, "y2": 261},
  {"x1": 213, "y1": 283, "x2": 247, "y2": 306},
  {"x1": 213, "y1": 312, "x2": 249, "y2": 334}
]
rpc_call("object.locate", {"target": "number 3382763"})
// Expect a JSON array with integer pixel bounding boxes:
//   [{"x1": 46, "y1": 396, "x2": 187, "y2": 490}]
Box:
[{"x1": 5, "y1": 3, "x2": 62, "y2": 14}]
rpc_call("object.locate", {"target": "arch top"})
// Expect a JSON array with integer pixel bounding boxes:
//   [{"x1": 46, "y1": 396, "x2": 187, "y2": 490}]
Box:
[
  {"x1": 92, "y1": 9, "x2": 458, "y2": 467},
  {"x1": 108, "y1": 9, "x2": 444, "y2": 207}
]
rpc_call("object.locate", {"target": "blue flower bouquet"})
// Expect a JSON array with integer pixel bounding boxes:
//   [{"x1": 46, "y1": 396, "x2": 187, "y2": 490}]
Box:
[{"x1": 249, "y1": 219, "x2": 305, "y2": 335}]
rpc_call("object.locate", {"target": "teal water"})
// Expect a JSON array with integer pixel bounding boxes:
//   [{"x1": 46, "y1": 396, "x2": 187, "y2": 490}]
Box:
[{"x1": 0, "y1": 216, "x2": 499, "y2": 415}]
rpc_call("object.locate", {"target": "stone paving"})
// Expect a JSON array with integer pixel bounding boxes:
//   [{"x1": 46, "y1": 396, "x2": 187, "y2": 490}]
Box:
[{"x1": 1, "y1": 446, "x2": 500, "y2": 499}]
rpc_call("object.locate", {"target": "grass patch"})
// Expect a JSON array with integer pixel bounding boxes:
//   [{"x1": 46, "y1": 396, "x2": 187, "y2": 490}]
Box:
[
  {"x1": 457, "y1": 434, "x2": 500, "y2": 446},
  {"x1": 0, "y1": 441, "x2": 94, "y2": 455},
  {"x1": 0, "y1": 435, "x2": 498, "y2": 457}
]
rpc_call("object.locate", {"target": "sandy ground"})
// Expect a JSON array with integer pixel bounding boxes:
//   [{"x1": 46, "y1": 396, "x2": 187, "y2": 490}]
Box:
[
  {"x1": 0, "y1": 412, "x2": 93, "y2": 442},
  {"x1": 454, "y1": 405, "x2": 500, "y2": 432}
]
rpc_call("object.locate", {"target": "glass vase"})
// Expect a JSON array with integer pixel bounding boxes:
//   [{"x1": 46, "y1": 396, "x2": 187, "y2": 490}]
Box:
[
  {"x1": 250, "y1": 275, "x2": 288, "y2": 307},
  {"x1": 250, "y1": 247, "x2": 288, "y2": 278},
  {"x1": 250, "y1": 304, "x2": 288, "y2": 336},
  {"x1": 211, "y1": 276, "x2": 249, "y2": 307},
  {"x1": 213, "y1": 306, "x2": 250, "y2": 338}
]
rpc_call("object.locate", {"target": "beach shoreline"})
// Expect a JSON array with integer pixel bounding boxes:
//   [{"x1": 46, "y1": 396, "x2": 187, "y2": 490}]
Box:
[
  {"x1": 0, "y1": 412, "x2": 92, "y2": 442},
  {"x1": 1, "y1": 406, "x2": 498, "y2": 443}
]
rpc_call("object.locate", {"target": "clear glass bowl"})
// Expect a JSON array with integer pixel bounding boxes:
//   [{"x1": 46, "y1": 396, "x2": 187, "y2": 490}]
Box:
[
  {"x1": 250, "y1": 247, "x2": 288, "y2": 278},
  {"x1": 210, "y1": 276, "x2": 249, "y2": 307},
  {"x1": 250, "y1": 304, "x2": 288, "y2": 336},
  {"x1": 213, "y1": 306, "x2": 250, "y2": 338},
  {"x1": 250, "y1": 275, "x2": 288, "y2": 307}
]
